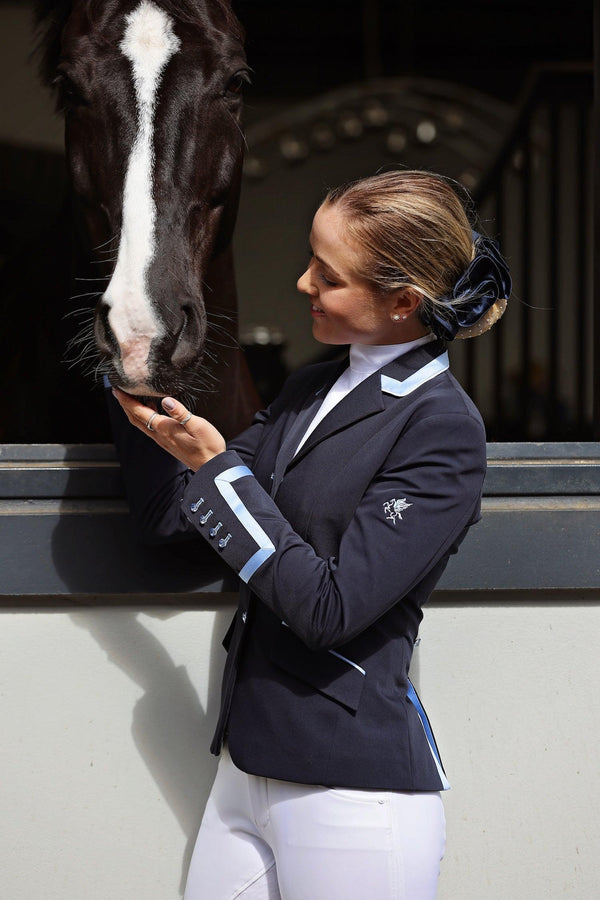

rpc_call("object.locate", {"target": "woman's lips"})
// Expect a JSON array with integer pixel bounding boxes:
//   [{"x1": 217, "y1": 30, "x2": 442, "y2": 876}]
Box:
[{"x1": 311, "y1": 304, "x2": 325, "y2": 317}]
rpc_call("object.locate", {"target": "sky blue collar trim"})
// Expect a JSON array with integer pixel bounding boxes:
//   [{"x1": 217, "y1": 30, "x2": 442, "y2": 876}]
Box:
[{"x1": 380, "y1": 352, "x2": 449, "y2": 398}]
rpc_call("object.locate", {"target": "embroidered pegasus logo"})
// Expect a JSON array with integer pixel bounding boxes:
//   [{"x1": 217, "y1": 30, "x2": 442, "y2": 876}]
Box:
[{"x1": 383, "y1": 498, "x2": 412, "y2": 524}]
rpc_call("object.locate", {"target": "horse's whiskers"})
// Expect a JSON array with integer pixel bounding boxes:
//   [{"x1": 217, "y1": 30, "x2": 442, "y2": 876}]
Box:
[
  {"x1": 73, "y1": 275, "x2": 111, "y2": 283},
  {"x1": 207, "y1": 310, "x2": 235, "y2": 321},
  {"x1": 67, "y1": 291, "x2": 103, "y2": 302},
  {"x1": 66, "y1": 345, "x2": 98, "y2": 371},
  {"x1": 62, "y1": 307, "x2": 96, "y2": 321},
  {"x1": 91, "y1": 232, "x2": 121, "y2": 254},
  {"x1": 224, "y1": 106, "x2": 248, "y2": 151}
]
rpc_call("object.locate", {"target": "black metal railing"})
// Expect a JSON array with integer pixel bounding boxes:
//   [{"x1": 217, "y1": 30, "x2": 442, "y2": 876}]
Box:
[{"x1": 452, "y1": 64, "x2": 594, "y2": 441}]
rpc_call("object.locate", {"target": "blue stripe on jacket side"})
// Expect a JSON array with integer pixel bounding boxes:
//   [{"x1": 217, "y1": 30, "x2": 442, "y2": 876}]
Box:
[
  {"x1": 406, "y1": 679, "x2": 451, "y2": 791},
  {"x1": 381, "y1": 352, "x2": 449, "y2": 397},
  {"x1": 215, "y1": 466, "x2": 275, "y2": 583},
  {"x1": 281, "y1": 622, "x2": 366, "y2": 676},
  {"x1": 328, "y1": 649, "x2": 366, "y2": 675}
]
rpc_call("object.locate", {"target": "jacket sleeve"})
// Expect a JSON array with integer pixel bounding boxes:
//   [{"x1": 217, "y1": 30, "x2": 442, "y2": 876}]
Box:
[
  {"x1": 106, "y1": 389, "x2": 270, "y2": 544},
  {"x1": 181, "y1": 411, "x2": 486, "y2": 649}
]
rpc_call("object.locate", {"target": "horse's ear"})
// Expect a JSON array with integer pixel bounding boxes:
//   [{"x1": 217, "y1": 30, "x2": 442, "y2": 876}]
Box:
[{"x1": 32, "y1": 0, "x2": 73, "y2": 89}]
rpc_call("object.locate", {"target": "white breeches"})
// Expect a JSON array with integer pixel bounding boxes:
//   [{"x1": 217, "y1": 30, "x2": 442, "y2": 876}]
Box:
[{"x1": 183, "y1": 746, "x2": 446, "y2": 900}]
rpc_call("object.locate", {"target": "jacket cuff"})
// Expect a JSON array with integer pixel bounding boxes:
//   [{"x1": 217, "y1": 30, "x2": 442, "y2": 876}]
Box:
[{"x1": 181, "y1": 450, "x2": 275, "y2": 582}]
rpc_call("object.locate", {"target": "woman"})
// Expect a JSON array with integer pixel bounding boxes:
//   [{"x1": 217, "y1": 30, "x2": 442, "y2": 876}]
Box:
[{"x1": 111, "y1": 170, "x2": 511, "y2": 899}]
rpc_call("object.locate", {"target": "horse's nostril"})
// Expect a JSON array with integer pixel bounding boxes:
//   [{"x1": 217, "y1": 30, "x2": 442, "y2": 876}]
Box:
[
  {"x1": 179, "y1": 305, "x2": 191, "y2": 337},
  {"x1": 171, "y1": 303, "x2": 202, "y2": 368},
  {"x1": 94, "y1": 301, "x2": 117, "y2": 357},
  {"x1": 209, "y1": 193, "x2": 226, "y2": 210}
]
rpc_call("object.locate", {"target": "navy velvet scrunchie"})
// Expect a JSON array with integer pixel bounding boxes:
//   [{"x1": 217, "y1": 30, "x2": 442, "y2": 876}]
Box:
[{"x1": 420, "y1": 232, "x2": 512, "y2": 341}]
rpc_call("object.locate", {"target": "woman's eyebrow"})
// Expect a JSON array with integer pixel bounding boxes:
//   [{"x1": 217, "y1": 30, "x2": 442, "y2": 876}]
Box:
[{"x1": 314, "y1": 253, "x2": 342, "y2": 280}]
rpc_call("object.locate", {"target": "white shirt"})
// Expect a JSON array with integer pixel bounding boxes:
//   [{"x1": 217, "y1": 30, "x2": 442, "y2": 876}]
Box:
[{"x1": 294, "y1": 333, "x2": 436, "y2": 455}]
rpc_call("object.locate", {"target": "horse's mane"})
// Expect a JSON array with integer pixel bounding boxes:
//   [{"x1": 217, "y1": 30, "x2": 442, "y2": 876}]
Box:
[{"x1": 33, "y1": 0, "x2": 245, "y2": 87}]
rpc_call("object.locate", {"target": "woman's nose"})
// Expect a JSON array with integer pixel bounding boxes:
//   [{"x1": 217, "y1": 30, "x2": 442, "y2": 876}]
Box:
[{"x1": 297, "y1": 267, "x2": 314, "y2": 295}]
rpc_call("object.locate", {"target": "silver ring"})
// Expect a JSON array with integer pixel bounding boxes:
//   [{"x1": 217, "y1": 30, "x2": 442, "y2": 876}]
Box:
[
  {"x1": 180, "y1": 413, "x2": 192, "y2": 426},
  {"x1": 146, "y1": 412, "x2": 158, "y2": 431}
]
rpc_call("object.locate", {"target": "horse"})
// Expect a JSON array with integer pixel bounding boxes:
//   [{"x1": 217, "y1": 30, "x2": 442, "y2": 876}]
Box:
[{"x1": 2, "y1": 0, "x2": 259, "y2": 442}]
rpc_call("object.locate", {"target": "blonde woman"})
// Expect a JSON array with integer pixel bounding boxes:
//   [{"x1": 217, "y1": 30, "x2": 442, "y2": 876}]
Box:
[{"x1": 111, "y1": 170, "x2": 511, "y2": 899}]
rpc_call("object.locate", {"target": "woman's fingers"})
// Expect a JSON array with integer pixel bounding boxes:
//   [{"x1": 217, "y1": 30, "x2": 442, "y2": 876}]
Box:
[
  {"x1": 145, "y1": 411, "x2": 161, "y2": 432},
  {"x1": 112, "y1": 388, "x2": 163, "y2": 431},
  {"x1": 161, "y1": 396, "x2": 195, "y2": 428},
  {"x1": 112, "y1": 389, "x2": 195, "y2": 434},
  {"x1": 111, "y1": 387, "x2": 226, "y2": 469}
]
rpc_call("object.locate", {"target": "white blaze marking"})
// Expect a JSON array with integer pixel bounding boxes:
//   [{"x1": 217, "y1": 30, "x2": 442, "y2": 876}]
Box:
[{"x1": 103, "y1": 1, "x2": 180, "y2": 385}]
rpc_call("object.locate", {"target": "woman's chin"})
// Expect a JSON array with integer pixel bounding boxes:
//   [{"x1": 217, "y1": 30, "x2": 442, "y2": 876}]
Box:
[{"x1": 312, "y1": 325, "x2": 348, "y2": 346}]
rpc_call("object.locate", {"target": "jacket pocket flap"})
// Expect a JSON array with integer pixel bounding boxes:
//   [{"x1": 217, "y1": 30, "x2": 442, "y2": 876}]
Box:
[{"x1": 269, "y1": 623, "x2": 365, "y2": 712}]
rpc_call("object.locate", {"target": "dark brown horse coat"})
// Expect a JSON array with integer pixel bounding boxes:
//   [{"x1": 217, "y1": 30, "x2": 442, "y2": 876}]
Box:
[{"x1": 0, "y1": 1, "x2": 259, "y2": 442}]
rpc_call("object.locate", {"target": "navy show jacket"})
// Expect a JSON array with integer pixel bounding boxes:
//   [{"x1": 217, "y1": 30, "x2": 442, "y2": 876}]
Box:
[{"x1": 109, "y1": 339, "x2": 487, "y2": 792}]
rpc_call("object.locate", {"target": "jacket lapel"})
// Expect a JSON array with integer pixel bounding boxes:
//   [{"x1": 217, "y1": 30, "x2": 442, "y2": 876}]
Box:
[
  {"x1": 289, "y1": 374, "x2": 384, "y2": 469},
  {"x1": 286, "y1": 340, "x2": 447, "y2": 471},
  {"x1": 270, "y1": 359, "x2": 346, "y2": 496}
]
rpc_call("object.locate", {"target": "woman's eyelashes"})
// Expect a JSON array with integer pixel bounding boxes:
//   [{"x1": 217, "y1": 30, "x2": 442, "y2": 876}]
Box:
[
  {"x1": 307, "y1": 250, "x2": 338, "y2": 287},
  {"x1": 319, "y1": 272, "x2": 337, "y2": 287}
]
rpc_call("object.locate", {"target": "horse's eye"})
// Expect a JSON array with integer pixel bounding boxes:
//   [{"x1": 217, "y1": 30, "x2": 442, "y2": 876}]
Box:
[
  {"x1": 52, "y1": 71, "x2": 86, "y2": 109},
  {"x1": 225, "y1": 71, "x2": 250, "y2": 98}
]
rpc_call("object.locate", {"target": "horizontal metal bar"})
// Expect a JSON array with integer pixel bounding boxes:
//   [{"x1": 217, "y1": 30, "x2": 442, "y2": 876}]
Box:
[
  {"x1": 0, "y1": 445, "x2": 598, "y2": 499},
  {"x1": 0, "y1": 498, "x2": 597, "y2": 598},
  {"x1": 0, "y1": 443, "x2": 597, "y2": 600},
  {"x1": 483, "y1": 464, "x2": 600, "y2": 496},
  {"x1": 0, "y1": 444, "x2": 117, "y2": 462},
  {"x1": 1, "y1": 443, "x2": 599, "y2": 463},
  {"x1": 0, "y1": 468, "x2": 124, "y2": 499}
]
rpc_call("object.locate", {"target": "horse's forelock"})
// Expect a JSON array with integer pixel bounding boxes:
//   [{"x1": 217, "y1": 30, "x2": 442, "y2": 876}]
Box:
[
  {"x1": 33, "y1": 1, "x2": 116, "y2": 88},
  {"x1": 33, "y1": 0, "x2": 77, "y2": 87}
]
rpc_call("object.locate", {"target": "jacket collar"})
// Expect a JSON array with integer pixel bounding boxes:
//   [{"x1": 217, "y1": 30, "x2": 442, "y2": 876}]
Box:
[
  {"x1": 282, "y1": 339, "x2": 447, "y2": 473},
  {"x1": 380, "y1": 338, "x2": 446, "y2": 381}
]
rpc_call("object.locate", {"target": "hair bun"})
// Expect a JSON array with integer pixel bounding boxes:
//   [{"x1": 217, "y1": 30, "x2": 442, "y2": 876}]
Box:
[
  {"x1": 455, "y1": 296, "x2": 507, "y2": 339},
  {"x1": 421, "y1": 233, "x2": 512, "y2": 341}
]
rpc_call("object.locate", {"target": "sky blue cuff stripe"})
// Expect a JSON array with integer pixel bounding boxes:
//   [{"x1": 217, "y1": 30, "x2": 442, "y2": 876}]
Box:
[
  {"x1": 218, "y1": 465, "x2": 253, "y2": 482},
  {"x1": 215, "y1": 465, "x2": 275, "y2": 582},
  {"x1": 407, "y1": 680, "x2": 451, "y2": 790},
  {"x1": 381, "y1": 352, "x2": 449, "y2": 397},
  {"x1": 239, "y1": 547, "x2": 275, "y2": 583}
]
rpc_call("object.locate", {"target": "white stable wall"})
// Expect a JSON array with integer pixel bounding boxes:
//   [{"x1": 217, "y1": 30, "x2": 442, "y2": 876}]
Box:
[{"x1": 1, "y1": 597, "x2": 598, "y2": 899}]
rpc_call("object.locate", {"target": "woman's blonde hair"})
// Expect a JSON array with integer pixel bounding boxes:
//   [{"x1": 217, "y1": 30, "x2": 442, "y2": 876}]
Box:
[{"x1": 324, "y1": 170, "x2": 508, "y2": 339}]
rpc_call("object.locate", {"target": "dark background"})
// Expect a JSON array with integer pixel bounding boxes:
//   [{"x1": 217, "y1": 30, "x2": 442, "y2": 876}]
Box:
[{"x1": 234, "y1": 0, "x2": 592, "y2": 104}]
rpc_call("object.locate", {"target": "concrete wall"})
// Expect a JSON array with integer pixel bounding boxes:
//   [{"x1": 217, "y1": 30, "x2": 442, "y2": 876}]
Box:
[{"x1": 1, "y1": 596, "x2": 598, "y2": 898}]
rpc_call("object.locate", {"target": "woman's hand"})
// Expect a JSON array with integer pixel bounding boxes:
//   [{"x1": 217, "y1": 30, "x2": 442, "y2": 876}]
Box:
[{"x1": 112, "y1": 389, "x2": 226, "y2": 471}]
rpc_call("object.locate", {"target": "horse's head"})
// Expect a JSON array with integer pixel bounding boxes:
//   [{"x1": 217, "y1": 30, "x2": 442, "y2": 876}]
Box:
[{"x1": 41, "y1": 0, "x2": 248, "y2": 399}]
